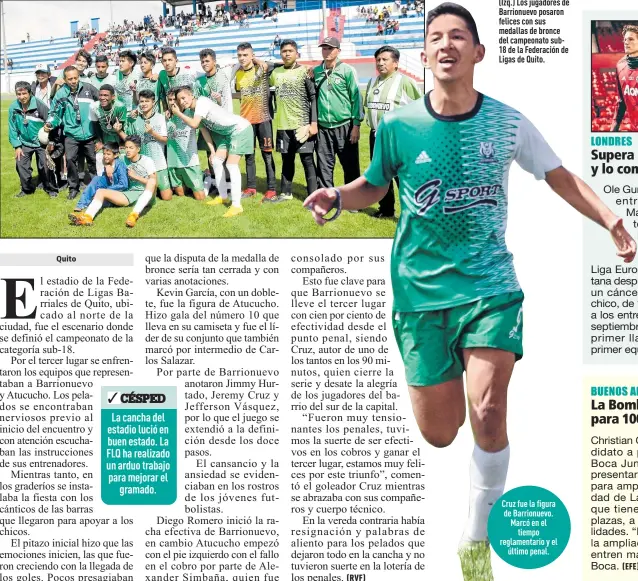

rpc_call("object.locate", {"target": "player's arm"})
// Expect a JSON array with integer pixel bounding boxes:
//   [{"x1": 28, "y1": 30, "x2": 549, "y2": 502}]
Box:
[
  {"x1": 305, "y1": 75, "x2": 318, "y2": 130},
  {"x1": 171, "y1": 104, "x2": 201, "y2": 129},
  {"x1": 304, "y1": 178, "x2": 389, "y2": 225},
  {"x1": 612, "y1": 76, "x2": 627, "y2": 132},
  {"x1": 128, "y1": 169, "x2": 156, "y2": 186},
  {"x1": 146, "y1": 116, "x2": 168, "y2": 144},
  {"x1": 545, "y1": 166, "x2": 636, "y2": 262},
  {"x1": 199, "y1": 124, "x2": 215, "y2": 153}
]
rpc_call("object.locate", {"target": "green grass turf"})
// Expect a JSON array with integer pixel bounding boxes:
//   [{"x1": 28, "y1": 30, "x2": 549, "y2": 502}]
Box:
[{"x1": 0, "y1": 95, "x2": 398, "y2": 238}]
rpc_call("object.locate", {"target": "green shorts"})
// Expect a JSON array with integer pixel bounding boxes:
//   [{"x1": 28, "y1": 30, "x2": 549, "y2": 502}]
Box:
[
  {"x1": 392, "y1": 291, "x2": 524, "y2": 387},
  {"x1": 214, "y1": 126, "x2": 254, "y2": 156},
  {"x1": 156, "y1": 168, "x2": 171, "y2": 191},
  {"x1": 122, "y1": 188, "x2": 143, "y2": 205},
  {"x1": 168, "y1": 166, "x2": 204, "y2": 192}
]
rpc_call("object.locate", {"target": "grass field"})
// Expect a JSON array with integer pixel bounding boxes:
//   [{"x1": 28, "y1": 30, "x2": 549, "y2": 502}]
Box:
[{"x1": 0, "y1": 95, "x2": 397, "y2": 238}]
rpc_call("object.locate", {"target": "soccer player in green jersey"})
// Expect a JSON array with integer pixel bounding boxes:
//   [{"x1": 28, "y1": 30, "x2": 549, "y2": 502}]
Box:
[
  {"x1": 306, "y1": 3, "x2": 637, "y2": 579},
  {"x1": 164, "y1": 89, "x2": 206, "y2": 201},
  {"x1": 173, "y1": 86, "x2": 254, "y2": 218},
  {"x1": 158, "y1": 48, "x2": 197, "y2": 114},
  {"x1": 365, "y1": 45, "x2": 421, "y2": 218},
  {"x1": 135, "y1": 52, "x2": 160, "y2": 107},
  {"x1": 196, "y1": 48, "x2": 232, "y2": 196},
  {"x1": 115, "y1": 89, "x2": 171, "y2": 200},
  {"x1": 89, "y1": 84, "x2": 127, "y2": 175},
  {"x1": 269, "y1": 39, "x2": 318, "y2": 201},
  {"x1": 197, "y1": 48, "x2": 232, "y2": 111},
  {"x1": 113, "y1": 50, "x2": 139, "y2": 113},
  {"x1": 88, "y1": 55, "x2": 116, "y2": 92}
]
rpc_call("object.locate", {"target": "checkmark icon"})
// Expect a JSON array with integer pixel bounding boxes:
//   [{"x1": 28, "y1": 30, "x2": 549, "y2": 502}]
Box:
[{"x1": 107, "y1": 392, "x2": 119, "y2": 404}]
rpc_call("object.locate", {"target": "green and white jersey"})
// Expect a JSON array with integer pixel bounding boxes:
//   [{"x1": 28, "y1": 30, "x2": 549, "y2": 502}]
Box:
[
  {"x1": 365, "y1": 72, "x2": 422, "y2": 131},
  {"x1": 194, "y1": 96, "x2": 249, "y2": 138},
  {"x1": 195, "y1": 68, "x2": 232, "y2": 112},
  {"x1": 113, "y1": 69, "x2": 141, "y2": 112},
  {"x1": 136, "y1": 75, "x2": 160, "y2": 103},
  {"x1": 89, "y1": 99, "x2": 128, "y2": 144},
  {"x1": 88, "y1": 73, "x2": 117, "y2": 91},
  {"x1": 123, "y1": 154, "x2": 156, "y2": 191},
  {"x1": 125, "y1": 111, "x2": 168, "y2": 171},
  {"x1": 166, "y1": 109, "x2": 200, "y2": 169},
  {"x1": 365, "y1": 93, "x2": 562, "y2": 312},
  {"x1": 270, "y1": 64, "x2": 315, "y2": 131},
  {"x1": 158, "y1": 67, "x2": 198, "y2": 107}
]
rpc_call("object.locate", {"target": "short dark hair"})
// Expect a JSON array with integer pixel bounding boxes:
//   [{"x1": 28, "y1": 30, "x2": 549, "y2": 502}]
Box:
[
  {"x1": 120, "y1": 50, "x2": 137, "y2": 65},
  {"x1": 103, "y1": 142, "x2": 120, "y2": 153},
  {"x1": 76, "y1": 49, "x2": 93, "y2": 66},
  {"x1": 14, "y1": 81, "x2": 31, "y2": 94},
  {"x1": 374, "y1": 45, "x2": 400, "y2": 61},
  {"x1": 140, "y1": 51, "x2": 156, "y2": 65},
  {"x1": 161, "y1": 47, "x2": 177, "y2": 58},
  {"x1": 64, "y1": 65, "x2": 79, "y2": 77},
  {"x1": 99, "y1": 84, "x2": 115, "y2": 95},
  {"x1": 125, "y1": 134, "x2": 142, "y2": 148},
  {"x1": 138, "y1": 89, "x2": 156, "y2": 101},
  {"x1": 95, "y1": 55, "x2": 109, "y2": 64},
  {"x1": 199, "y1": 48, "x2": 217, "y2": 60},
  {"x1": 237, "y1": 42, "x2": 253, "y2": 51},
  {"x1": 166, "y1": 88, "x2": 178, "y2": 98},
  {"x1": 175, "y1": 85, "x2": 193, "y2": 97},
  {"x1": 280, "y1": 39, "x2": 297, "y2": 51},
  {"x1": 426, "y1": 2, "x2": 480, "y2": 45}
]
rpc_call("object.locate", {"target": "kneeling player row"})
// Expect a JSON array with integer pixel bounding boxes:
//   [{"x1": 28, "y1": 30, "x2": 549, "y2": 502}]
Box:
[{"x1": 68, "y1": 85, "x2": 256, "y2": 226}]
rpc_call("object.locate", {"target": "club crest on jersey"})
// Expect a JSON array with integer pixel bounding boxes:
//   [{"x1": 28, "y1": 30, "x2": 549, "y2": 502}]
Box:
[{"x1": 479, "y1": 141, "x2": 497, "y2": 163}]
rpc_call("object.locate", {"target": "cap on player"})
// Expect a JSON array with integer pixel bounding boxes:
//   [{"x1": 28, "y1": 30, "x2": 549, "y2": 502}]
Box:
[
  {"x1": 319, "y1": 37, "x2": 340, "y2": 49},
  {"x1": 35, "y1": 63, "x2": 50, "y2": 74}
]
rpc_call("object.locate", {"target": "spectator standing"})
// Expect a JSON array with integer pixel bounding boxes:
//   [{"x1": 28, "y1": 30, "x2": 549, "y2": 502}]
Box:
[
  {"x1": 313, "y1": 37, "x2": 362, "y2": 189},
  {"x1": 364, "y1": 45, "x2": 421, "y2": 218},
  {"x1": 31, "y1": 64, "x2": 57, "y2": 107}
]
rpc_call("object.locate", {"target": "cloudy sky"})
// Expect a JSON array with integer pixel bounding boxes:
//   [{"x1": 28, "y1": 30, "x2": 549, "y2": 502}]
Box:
[{"x1": 0, "y1": 0, "x2": 200, "y2": 45}]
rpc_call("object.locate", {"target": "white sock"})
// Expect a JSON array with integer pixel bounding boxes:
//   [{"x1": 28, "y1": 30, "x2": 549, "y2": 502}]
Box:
[
  {"x1": 211, "y1": 157, "x2": 227, "y2": 199},
  {"x1": 462, "y1": 444, "x2": 510, "y2": 543},
  {"x1": 227, "y1": 163, "x2": 241, "y2": 207},
  {"x1": 132, "y1": 189, "x2": 153, "y2": 215},
  {"x1": 85, "y1": 198, "x2": 103, "y2": 219}
]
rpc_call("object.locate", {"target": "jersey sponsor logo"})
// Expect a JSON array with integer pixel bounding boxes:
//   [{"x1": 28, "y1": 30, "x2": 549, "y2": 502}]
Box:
[
  {"x1": 368, "y1": 102, "x2": 391, "y2": 111},
  {"x1": 414, "y1": 179, "x2": 441, "y2": 215},
  {"x1": 624, "y1": 85, "x2": 638, "y2": 97},
  {"x1": 415, "y1": 151, "x2": 431, "y2": 164},
  {"x1": 442, "y1": 184, "x2": 502, "y2": 214},
  {"x1": 479, "y1": 141, "x2": 498, "y2": 163},
  {"x1": 414, "y1": 180, "x2": 502, "y2": 216}
]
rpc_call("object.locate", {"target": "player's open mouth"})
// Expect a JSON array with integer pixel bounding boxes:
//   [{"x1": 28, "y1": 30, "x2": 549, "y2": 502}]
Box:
[{"x1": 439, "y1": 57, "x2": 457, "y2": 65}]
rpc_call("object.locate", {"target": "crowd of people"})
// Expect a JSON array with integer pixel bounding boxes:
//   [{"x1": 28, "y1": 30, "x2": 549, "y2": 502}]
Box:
[
  {"x1": 75, "y1": 26, "x2": 98, "y2": 47},
  {"x1": 359, "y1": 0, "x2": 423, "y2": 21},
  {"x1": 8, "y1": 35, "x2": 422, "y2": 228}
]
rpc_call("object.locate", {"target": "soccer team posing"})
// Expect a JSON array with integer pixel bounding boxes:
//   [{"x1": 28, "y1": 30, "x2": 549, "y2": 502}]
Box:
[{"x1": 8, "y1": 38, "x2": 422, "y2": 227}]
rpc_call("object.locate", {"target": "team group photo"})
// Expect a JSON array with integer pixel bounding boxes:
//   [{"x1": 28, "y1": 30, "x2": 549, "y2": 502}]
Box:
[{"x1": 0, "y1": 0, "x2": 425, "y2": 238}]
